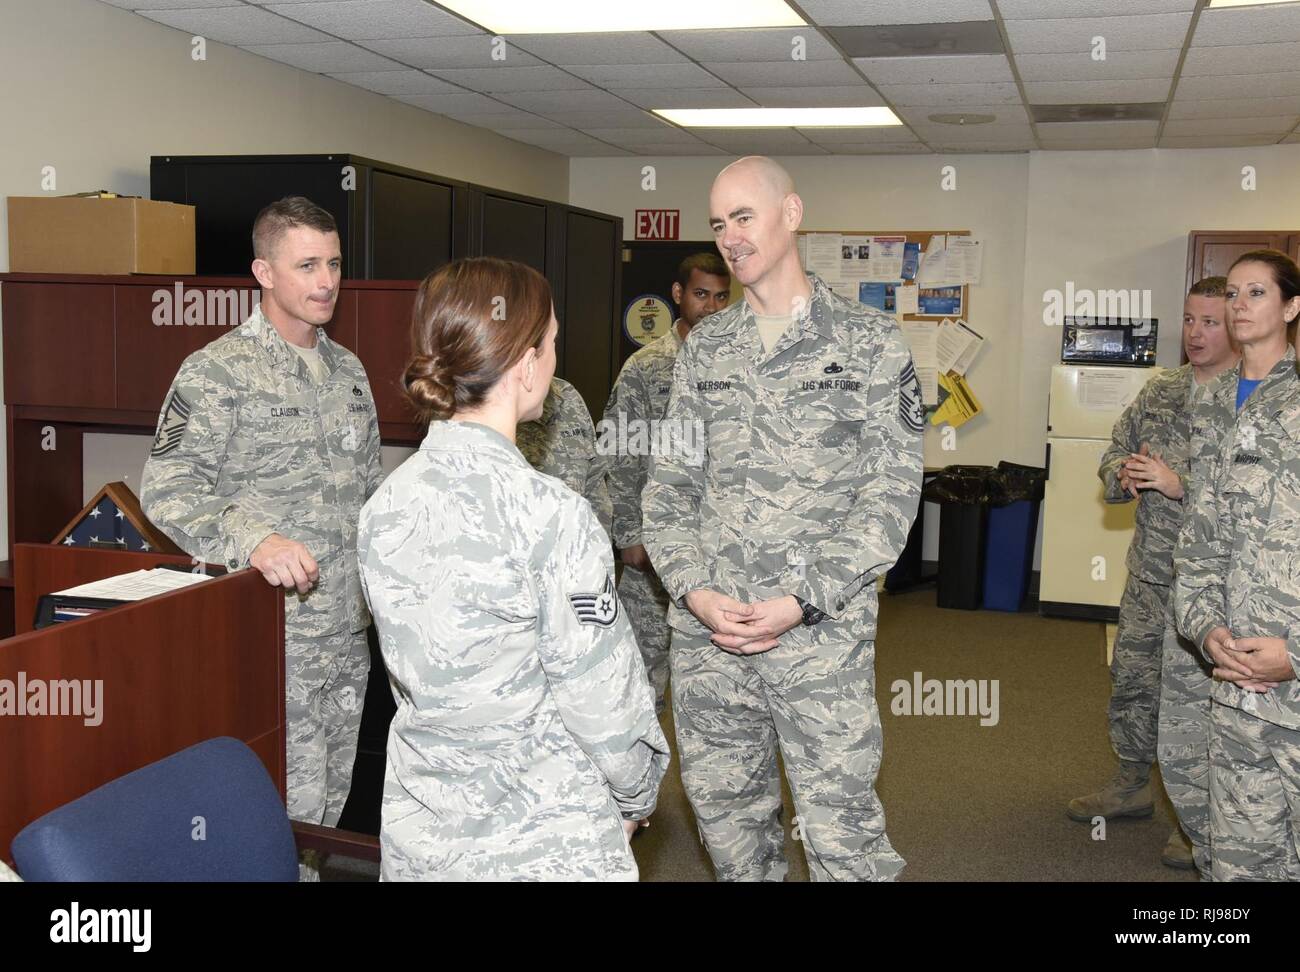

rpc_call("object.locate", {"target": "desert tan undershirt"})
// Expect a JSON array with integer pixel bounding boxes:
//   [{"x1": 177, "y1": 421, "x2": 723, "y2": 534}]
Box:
[
  {"x1": 754, "y1": 313, "x2": 794, "y2": 354},
  {"x1": 290, "y1": 340, "x2": 329, "y2": 385}
]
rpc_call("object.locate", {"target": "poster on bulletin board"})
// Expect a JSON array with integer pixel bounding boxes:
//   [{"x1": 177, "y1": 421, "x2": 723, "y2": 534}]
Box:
[{"x1": 917, "y1": 285, "x2": 963, "y2": 318}]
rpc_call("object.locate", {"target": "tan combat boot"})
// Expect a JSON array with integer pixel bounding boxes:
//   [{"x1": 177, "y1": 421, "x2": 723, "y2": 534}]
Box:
[
  {"x1": 1160, "y1": 828, "x2": 1195, "y2": 870},
  {"x1": 1066, "y1": 759, "x2": 1153, "y2": 822}
]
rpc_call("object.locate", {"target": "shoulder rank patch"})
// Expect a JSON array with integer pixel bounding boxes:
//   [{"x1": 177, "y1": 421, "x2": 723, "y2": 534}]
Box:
[
  {"x1": 899, "y1": 360, "x2": 925, "y2": 434},
  {"x1": 150, "y1": 389, "x2": 192, "y2": 457},
  {"x1": 568, "y1": 575, "x2": 619, "y2": 628}
]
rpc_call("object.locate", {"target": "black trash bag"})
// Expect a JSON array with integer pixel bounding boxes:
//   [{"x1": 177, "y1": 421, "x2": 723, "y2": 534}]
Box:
[
  {"x1": 987, "y1": 460, "x2": 1046, "y2": 507},
  {"x1": 921, "y1": 464, "x2": 995, "y2": 505}
]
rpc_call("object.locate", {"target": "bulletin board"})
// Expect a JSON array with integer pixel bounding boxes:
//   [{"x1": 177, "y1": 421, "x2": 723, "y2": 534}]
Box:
[{"x1": 797, "y1": 229, "x2": 972, "y2": 322}]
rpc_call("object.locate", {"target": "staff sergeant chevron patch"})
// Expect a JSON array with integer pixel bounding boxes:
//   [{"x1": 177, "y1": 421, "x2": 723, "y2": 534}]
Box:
[{"x1": 568, "y1": 574, "x2": 619, "y2": 628}]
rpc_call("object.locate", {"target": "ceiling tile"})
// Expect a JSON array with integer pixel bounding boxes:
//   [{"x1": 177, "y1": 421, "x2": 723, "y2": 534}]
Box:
[
  {"x1": 531, "y1": 109, "x2": 673, "y2": 129},
  {"x1": 822, "y1": 143, "x2": 933, "y2": 154},
  {"x1": 701, "y1": 60, "x2": 863, "y2": 87},
  {"x1": 561, "y1": 63, "x2": 726, "y2": 89},
  {"x1": 853, "y1": 54, "x2": 1012, "y2": 84},
  {"x1": 1183, "y1": 41, "x2": 1300, "y2": 77},
  {"x1": 1168, "y1": 95, "x2": 1300, "y2": 119},
  {"x1": 393, "y1": 92, "x2": 517, "y2": 113},
  {"x1": 1038, "y1": 137, "x2": 1158, "y2": 150},
  {"x1": 1004, "y1": 13, "x2": 1193, "y2": 54},
  {"x1": 1023, "y1": 79, "x2": 1171, "y2": 104},
  {"x1": 795, "y1": 0, "x2": 994, "y2": 26},
  {"x1": 738, "y1": 85, "x2": 886, "y2": 107},
  {"x1": 796, "y1": 126, "x2": 919, "y2": 144},
  {"x1": 360, "y1": 36, "x2": 542, "y2": 69},
  {"x1": 578, "y1": 127, "x2": 703, "y2": 143},
  {"x1": 326, "y1": 69, "x2": 462, "y2": 95},
  {"x1": 1035, "y1": 120, "x2": 1160, "y2": 140},
  {"x1": 611, "y1": 88, "x2": 758, "y2": 110},
  {"x1": 691, "y1": 129, "x2": 827, "y2": 150},
  {"x1": 1283, "y1": 133, "x2": 1300, "y2": 144},
  {"x1": 242, "y1": 41, "x2": 406, "y2": 73},
  {"x1": 496, "y1": 89, "x2": 633, "y2": 112},
  {"x1": 877, "y1": 82, "x2": 1023, "y2": 106},
  {"x1": 655, "y1": 27, "x2": 842, "y2": 62},
  {"x1": 507, "y1": 32, "x2": 688, "y2": 65},
  {"x1": 910, "y1": 122, "x2": 1034, "y2": 140},
  {"x1": 506, "y1": 130, "x2": 633, "y2": 154},
  {"x1": 1158, "y1": 134, "x2": 1284, "y2": 148},
  {"x1": 828, "y1": 22, "x2": 1003, "y2": 57},
  {"x1": 1163, "y1": 116, "x2": 1299, "y2": 137},
  {"x1": 97, "y1": 0, "x2": 239, "y2": 7},
  {"x1": 1014, "y1": 49, "x2": 1180, "y2": 82},
  {"x1": 894, "y1": 103, "x2": 1030, "y2": 126},
  {"x1": 262, "y1": 0, "x2": 481, "y2": 40},
  {"x1": 428, "y1": 66, "x2": 593, "y2": 93},
  {"x1": 139, "y1": 5, "x2": 335, "y2": 45},
  {"x1": 437, "y1": 110, "x2": 564, "y2": 129},
  {"x1": 614, "y1": 143, "x2": 730, "y2": 156},
  {"x1": 930, "y1": 139, "x2": 1035, "y2": 152},
  {"x1": 1176, "y1": 72, "x2": 1300, "y2": 100},
  {"x1": 1194, "y1": 6, "x2": 1300, "y2": 46},
  {"x1": 998, "y1": 0, "x2": 1196, "y2": 17}
]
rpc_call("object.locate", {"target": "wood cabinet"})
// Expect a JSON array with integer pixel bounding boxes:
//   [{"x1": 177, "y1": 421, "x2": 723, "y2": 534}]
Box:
[{"x1": 1186, "y1": 230, "x2": 1300, "y2": 292}]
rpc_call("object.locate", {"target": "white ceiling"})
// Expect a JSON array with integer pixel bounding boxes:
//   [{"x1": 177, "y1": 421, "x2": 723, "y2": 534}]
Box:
[{"x1": 97, "y1": 0, "x2": 1300, "y2": 156}]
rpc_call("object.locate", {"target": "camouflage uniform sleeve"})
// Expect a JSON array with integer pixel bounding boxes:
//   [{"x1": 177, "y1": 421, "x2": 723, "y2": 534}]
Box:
[
  {"x1": 140, "y1": 357, "x2": 279, "y2": 569},
  {"x1": 1098, "y1": 388, "x2": 1145, "y2": 503},
  {"x1": 1172, "y1": 434, "x2": 1230, "y2": 654},
  {"x1": 534, "y1": 497, "x2": 669, "y2": 819},
  {"x1": 642, "y1": 342, "x2": 712, "y2": 604},
  {"x1": 795, "y1": 327, "x2": 924, "y2": 618},
  {"x1": 363, "y1": 379, "x2": 385, "y2": 501},
  {"x1": 575, "y1": 395, "x2": 614, "y2": 540},
  {"x1": 603, "y1": 359, "x2": 649, "y2": 549}
]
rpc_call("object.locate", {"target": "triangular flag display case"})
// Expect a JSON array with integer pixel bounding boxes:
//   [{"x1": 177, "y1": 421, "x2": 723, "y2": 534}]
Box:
[{"x1": 50, "y1": 482, "x2": 184, "y2": 555}]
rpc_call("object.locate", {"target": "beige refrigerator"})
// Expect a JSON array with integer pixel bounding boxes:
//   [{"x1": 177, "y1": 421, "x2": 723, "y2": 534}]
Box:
[{"x1": 1039, "y1": 364, "x2": 1161, "y2": 620}]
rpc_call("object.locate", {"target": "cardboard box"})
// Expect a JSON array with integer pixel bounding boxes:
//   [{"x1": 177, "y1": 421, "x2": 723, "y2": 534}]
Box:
[{"x1": 7, "y1": 196, "x2": 195, "y2": 275}]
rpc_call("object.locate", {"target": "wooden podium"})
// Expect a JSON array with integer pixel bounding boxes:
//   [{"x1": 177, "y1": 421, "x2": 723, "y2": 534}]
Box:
[{"x1": 1, "y1": 543, "x2": 286, "y2": 863}]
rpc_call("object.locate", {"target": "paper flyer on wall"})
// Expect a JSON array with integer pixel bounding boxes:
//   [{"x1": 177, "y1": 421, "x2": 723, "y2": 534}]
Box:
[
  {"x1": 866, "y1": 235, "x2": 906, "y2": 281},
  {"x1": 896, "y1": 284, "x2": 919, "y2": 316},
  {"x1": 900, "y1": 322, "x2": 938, "y2": 405},
  {"x1": 947, "y1": 236, "x2": 983, "y2": 285},
  {"x1": 935, "y1": 318, "x2": 985, "y2": 375},
  {"x1": 805, "y1": 233, "x2": 842, "y2": 280},
  {"x1": 858, "y1": 281, "x2": 902, "y2": 314},
  {"x1": 930, "y1": 372, "x2": 982, "y2": 428},
  {"x1": 918, "y1": 286, "x2": 963, "y2": 317}
]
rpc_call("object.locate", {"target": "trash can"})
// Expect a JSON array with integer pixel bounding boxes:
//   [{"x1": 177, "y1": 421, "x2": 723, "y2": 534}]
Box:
[
  {"x1": 921, "y1": 465, "x2": 994, "y2": 610},
  {"x1": 982, "y1": 461, "x2": 1046, "y2": 612}
]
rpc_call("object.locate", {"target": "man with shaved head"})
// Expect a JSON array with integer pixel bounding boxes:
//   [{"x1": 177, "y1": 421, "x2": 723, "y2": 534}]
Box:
[{"x1": 643, "y1": 157, "x2": 924, "y2": 881}]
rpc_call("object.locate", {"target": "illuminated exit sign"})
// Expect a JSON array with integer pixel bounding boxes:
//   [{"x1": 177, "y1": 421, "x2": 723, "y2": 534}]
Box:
[{"x1": 635, "y1": 209, "x2": 680, "y2": 240}]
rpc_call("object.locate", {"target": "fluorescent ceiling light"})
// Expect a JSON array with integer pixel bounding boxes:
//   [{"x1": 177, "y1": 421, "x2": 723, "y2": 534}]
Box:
[
  {"x1": 655, "y1": 107, "x2": 902, "y2": 128},
  {"x1": 437, "y1": 0, "x2": 804, "y2": 33},
  {"x1": 1207, "y1": 0, "x2": 1300, "y2": 7}
]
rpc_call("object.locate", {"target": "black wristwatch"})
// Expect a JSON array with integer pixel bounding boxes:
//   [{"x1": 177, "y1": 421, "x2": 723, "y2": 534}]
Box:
[{"x1": 792, "y1": 595, "x2": 828, "y2": 627}]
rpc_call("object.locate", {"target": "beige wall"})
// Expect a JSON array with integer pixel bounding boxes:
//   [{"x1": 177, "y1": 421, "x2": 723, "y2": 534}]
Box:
[{"x1": 0, "y1": 0, "x2": 568, "y2": 550}]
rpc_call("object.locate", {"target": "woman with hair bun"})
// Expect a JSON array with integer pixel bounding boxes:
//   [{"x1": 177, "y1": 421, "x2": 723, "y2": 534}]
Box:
[
  {"x1": 358, "y1": 257, "x2": 668, "y2": 882},
  {"x1": 1174, "y1": 248, "x2": 1300, "y2": 881}
]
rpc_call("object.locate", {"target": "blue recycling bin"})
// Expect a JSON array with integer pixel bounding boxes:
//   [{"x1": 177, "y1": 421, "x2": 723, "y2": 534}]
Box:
[{"x1": 981, "y1": 462, "x2": 1045, "y2": 612}]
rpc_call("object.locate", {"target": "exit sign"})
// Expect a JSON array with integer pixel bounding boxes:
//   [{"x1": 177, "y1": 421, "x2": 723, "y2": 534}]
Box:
[{"x1": 635, "y1": 209, "x2": 680, "y2": 240}]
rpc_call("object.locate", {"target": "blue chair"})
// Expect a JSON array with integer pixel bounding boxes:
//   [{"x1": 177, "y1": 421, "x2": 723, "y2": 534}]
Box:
[{"x1": 10, "y1": 737, "x2": 378, "y2": 881}]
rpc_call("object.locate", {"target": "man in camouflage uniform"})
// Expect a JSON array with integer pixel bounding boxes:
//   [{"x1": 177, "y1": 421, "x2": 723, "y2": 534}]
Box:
[
  {"x1": 643, "y1": 157, "x2": 923, "y2": 881},
  {"x1": 518, "y1": 376, "x2": 612, "y2": 536},
  {"x1": 142, "y1": 198, "x2": 383, "y2": 869},
  {"x1": 602, "y1": 253, "x2": 731, "y2": 714},
  {"x1": 1176, "y1": 322, "x2": 1300, "y2": 883},
  {"x1": 1067, "y1": 278, "x2": 1237, "y2": 875},
  {"x1": 359, "y1": 417, "x2": 669, "y2": 881}
]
